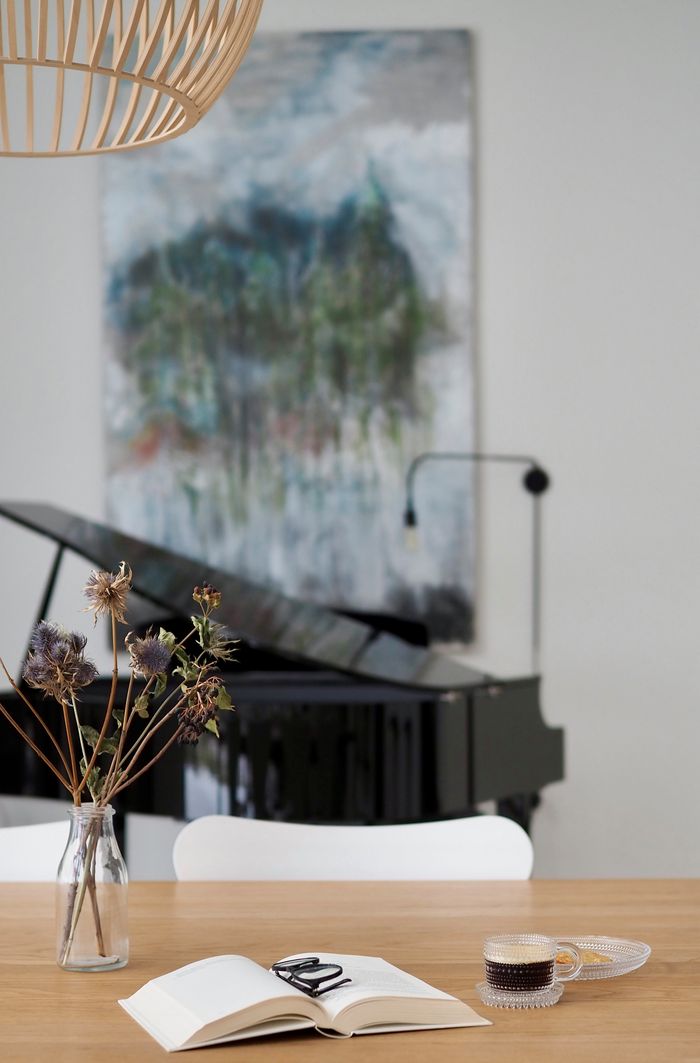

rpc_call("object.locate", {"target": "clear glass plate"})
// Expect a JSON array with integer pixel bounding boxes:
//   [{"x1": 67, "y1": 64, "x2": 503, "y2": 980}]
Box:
[
  {"x1": 476, "y1": 981, "x2": 563, "y2": 1008},
  {"x1": 559, "y1": 936, "x2": 651, "y2": 980}
]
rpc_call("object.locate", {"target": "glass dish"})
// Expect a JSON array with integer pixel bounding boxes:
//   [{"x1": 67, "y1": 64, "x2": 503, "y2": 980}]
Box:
[
  {"x1": 559, "y1": 936, "x2": 651, "y2": 980},
  {"x1": 476, "y1": 981, "x2": 563, "y2": 1009}
]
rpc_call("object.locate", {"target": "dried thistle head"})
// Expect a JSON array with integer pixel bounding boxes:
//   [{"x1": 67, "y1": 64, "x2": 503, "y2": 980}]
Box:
[
  {"x1": 23, "y1": 621, "x2": 98, "y2": 700},
  {"x1": 84, "y1": 561, "x2": 132, "y2": 624},
  {"x1": 126, "y1": 633, "x2": 172, "y2": 678}
]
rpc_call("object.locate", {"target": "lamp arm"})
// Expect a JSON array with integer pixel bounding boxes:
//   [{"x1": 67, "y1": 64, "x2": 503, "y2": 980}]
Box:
[
  {"x1": 403, "y1": 450, "x2": 551, "y2": 675},
  {"x1": 405, "y1": 451, "x2": 549, "y2": 515}
]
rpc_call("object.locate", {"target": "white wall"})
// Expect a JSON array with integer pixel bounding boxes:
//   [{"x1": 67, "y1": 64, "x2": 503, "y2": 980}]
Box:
[{"x1": 1, "y1": 0, "x2": 698, "y2": 876}]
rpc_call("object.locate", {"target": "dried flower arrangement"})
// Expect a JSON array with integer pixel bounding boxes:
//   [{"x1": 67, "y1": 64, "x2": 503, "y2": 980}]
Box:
[{"x1": 0, "y1": 562, "x2": 235, "y2": 968}]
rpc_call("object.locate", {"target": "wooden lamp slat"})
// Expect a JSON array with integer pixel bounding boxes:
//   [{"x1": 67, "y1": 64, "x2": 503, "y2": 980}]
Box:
[
  {"x1": 151, "y1": 0, "x2": 198, "y2": 83},
  {"x1": 148, "y1": 92, "x2": 180, "y2": 138},
  {"x1": 70, "y1": 0, "x2": 94, "y2": 150},
  {"x1": 0, "y1": 13, "x2": 10, "y2": 151},
  {"x1": 192, "y1": 0, "x2": 256, "y2": 107},
  {"x1": 90, "y1": 71, "x2": 118, "y2": 149},
  {"x1": 111, "y1": 80, "x2": 143, "y2": 146},
  {"x1": 133, "y1": 0, "x2": 174, "y2": 79},
  {"x1": 127, "y1": 83, "x2": 161, "y2": 143},
  {"x1": 168, "y1": 0, "x2": 218, "y2": 86},
  {"x1": 89, "y1": 0, "x2": 115, "y2": 68},
  {"x1": 62, "y1": 0, "x2": 82, "y2": 66},
  {"x1": 37, "y1": 0, "x2": 48, "y2": 60},
  {"x1": 24, "y1": 0, "x2": 34, "y2": 151},
  {"x1": 7, "y1": 0, "x2": 19, "y2": 61},
  {"x1": 0, "y1": 0, "x2": 264, "y2": 155},
  {"x1": 0, "y1": 69, "x2": 9, "y2": 152},
  {"x1": 179, "y1": 0, "x2": 237, "y2": 95},
  {"x1": 50, "y1": 0, "x2": 66, "y2": 151},
  {"x1": 196, "y1": 0, "x2": 257, "y2": 109},
  {"x1": 112, "y1": 0, "x2": 146, "y2": 72}
]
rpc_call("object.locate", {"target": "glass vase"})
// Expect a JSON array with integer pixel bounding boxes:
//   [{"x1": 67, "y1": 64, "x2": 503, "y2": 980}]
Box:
[{"x1": 55, "y1": 803, "x2": 128, "y2": 972}]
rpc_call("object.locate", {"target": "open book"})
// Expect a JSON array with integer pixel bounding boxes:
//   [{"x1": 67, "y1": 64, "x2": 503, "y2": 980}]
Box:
[{"x1": 119, "y1": 952, "x2": 490, "y2": 1051}]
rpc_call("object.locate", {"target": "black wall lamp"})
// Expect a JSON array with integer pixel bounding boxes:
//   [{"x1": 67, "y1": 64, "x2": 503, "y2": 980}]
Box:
[{"x1": 403, "y1": 452, "x2": 551, "y2": 675}]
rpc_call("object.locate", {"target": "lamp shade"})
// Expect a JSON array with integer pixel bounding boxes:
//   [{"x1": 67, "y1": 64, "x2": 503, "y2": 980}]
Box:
[{"x1": 0, "y1": 0, "x2": 264, "y2": 156}]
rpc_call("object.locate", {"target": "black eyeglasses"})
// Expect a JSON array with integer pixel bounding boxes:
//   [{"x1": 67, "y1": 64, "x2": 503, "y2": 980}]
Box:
[{"x1": 271, "y1": 956, "x2": 352, "y2": 997}]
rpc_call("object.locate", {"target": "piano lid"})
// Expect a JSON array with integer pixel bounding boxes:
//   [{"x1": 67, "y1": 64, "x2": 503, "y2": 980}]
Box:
[{"x1": 0, "y1": 501, "x2": 493, "y2": 693}]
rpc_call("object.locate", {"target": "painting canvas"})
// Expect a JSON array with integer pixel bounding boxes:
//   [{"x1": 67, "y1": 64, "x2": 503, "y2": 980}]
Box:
[{"x1": 101, "y1": 30, "x2": 476, "y2": 642}]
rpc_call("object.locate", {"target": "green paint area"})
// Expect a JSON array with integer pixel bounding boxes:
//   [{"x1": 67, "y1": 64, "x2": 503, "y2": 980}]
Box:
[{"x1": 108, "y1": 176, "x2": 447, "y2": 478}]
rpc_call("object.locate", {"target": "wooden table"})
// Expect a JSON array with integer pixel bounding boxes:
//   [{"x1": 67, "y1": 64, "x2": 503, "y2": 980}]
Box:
[{"x1": 0, "y1": 881, "x2": 698, "y2": 1062}]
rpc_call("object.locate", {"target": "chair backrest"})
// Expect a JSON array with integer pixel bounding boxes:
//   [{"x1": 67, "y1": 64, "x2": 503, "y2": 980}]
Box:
[
  {"x1": 0, "y1": 820, "x2": 69, "y2": 881},
  {"x1": 0, "y1": 794, "x2": 72, "y2": 828},
  {"x1": 173, "y1": 815, "x2": 534, "y2": 881}
]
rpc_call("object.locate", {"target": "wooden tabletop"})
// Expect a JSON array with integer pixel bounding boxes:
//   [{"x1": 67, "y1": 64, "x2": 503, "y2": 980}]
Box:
[{"x1": 0, "y1": 880, "x2": 698, "y2": 1063}]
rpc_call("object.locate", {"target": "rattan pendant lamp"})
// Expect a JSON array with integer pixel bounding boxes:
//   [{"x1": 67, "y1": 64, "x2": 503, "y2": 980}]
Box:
[{"x1": 0, "y1": 0, "x2": 264, "y2": 155}]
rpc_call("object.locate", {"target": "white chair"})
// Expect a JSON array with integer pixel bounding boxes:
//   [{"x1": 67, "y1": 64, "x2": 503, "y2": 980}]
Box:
[
  {"x1": 0, "y1": 793, "x2": 72, "y2": 828},
  {"x1": 0, "y1": 820, "x2": 69, "y2": 881},
  {"x1": 0, "y1": 794, "x2": 72, "y2": 881},
  {"x1": 173, "y1": 814, "x2": 534, "y2": 881}
]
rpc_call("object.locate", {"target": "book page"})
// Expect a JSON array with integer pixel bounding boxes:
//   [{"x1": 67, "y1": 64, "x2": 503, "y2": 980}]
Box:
[
  {"x1": 120, "y1": 955, "x2": 321, "y2": 1049},
  {"x1": 273, "y1": 953, "x2": 488, "y2": 1033},
  {"x1": 276, "y1": 953, "x2": 453, "y2": 1020}
]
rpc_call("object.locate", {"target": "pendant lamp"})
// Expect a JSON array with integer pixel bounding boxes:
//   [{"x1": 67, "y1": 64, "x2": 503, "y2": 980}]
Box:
[{"x1": 0, "y1": 0, "x2": 264, "y2": 156}]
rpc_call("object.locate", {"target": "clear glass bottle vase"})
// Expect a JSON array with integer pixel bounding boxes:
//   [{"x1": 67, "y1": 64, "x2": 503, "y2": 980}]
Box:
[{"x1": 55, "y1": 803, "x2": 128, "y2": 972}]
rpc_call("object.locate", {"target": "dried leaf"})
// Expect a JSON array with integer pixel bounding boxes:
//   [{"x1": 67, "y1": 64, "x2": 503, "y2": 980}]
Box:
[
  {"x1": 79, "y1": 725, "x2": 102, "y2": 749},
  {"x1": 216, "y1": 686, "x2": 234, "y2": 711},
  {"x1": 79, "y1": 726, "x2": 119, "y2": 755},
  {"x1": 158, "y1": 628, "x2": 177, "y2": 651},
  {"x1": 79, "y1": 758, "x2": 103, "y2": 797},
  {"x1": 191, "y1": 614, "x2": 210, "y2": 650},
  {"x1": 173, "y1": 658, "x2": 199, "y2": 682},
  {"x1": 133, "y1": 693, "x2": 150, "y2": 719},
  {"x1": 154, "y1": 672, "x2": 168, "y2": 697}
]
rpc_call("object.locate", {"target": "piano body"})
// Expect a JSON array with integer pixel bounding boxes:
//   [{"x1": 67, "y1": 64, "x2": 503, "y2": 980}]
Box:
[{"x1": 0, "y1": 502, "x2": 564, "y2": 832}]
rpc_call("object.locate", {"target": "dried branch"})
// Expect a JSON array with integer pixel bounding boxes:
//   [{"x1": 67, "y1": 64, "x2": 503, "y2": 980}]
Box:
[
  {"x1": 0, "y1": 656, "x2": 72, "y2": 781},
  {"x1": 78, "y1": 612, "x2": 119, "y2": 796},
  {"x1": 0, "y1": 699, "x2": 72, "y2": 792}
]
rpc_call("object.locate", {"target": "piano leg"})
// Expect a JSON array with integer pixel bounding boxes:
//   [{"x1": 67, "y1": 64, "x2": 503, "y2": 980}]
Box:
[{"x1": 497, "y1": 792, "x2": 541, "y2": 834}]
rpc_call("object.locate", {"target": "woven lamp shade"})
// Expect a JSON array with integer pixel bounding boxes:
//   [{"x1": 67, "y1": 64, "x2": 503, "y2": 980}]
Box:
[{"x1": 0, "y1": 0, "x2": 264, "y2": 155}]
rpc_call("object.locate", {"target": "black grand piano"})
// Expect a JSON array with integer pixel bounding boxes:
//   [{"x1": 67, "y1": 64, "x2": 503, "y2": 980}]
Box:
[{"x1": 0, "y1": 502, "x2": 564, "y2": 833}]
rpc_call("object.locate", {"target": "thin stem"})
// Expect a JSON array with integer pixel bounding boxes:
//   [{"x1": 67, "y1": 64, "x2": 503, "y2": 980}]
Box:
[
  {"x1": 117, "y1": 672, "x2": 158, "y2": 762},
  {"x1": 0, "y1": 700, "x2": 72, "y2": 792},
  {"x1": 61, "y1": 700, "x2": 79, "y2": 799},
  {"x1": 101, "y1": 671, "x2": 135, "y2": 798},
  {"x1": 0, "y1": 656, "x2": 72, "y2": 781},
  {"x1": 71, "y1": 693, "x2": 89, "y2": 769},
  {"x1": 87, "y1": 834, "x2": 106, "y2": 957},
  {"x1": 123, "y1": 671, "x2": 135, "y2": 726},
  {"x1": 59, "y1": 818, "x2": 101, "y2": 966},
  {"x1": 119, "y1": 638, "x2": 205, "y2": 764},
  {"x1": 71, "y1": 692, "x2": 96, "y2": 801},
  {"x1": 110, "y1": 700, "x2": 182, "y2": 786},
  {"x1": 117, "y1": 663, "x2": 211, "y2": 779},
  {"x1": 117, "y1": 656, "x2": 209, "y2": 774},
  {"x1": 108, "y1": 725, "x2": 184, "y2": 801},
  {"x1": 78, "y1": 612, "x2": 119, "y2": 795}
]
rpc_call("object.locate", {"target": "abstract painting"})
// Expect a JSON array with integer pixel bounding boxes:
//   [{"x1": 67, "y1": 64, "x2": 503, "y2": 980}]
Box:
[{"x1": 101, "y1": 30, "x2": 476, "y2": 641}]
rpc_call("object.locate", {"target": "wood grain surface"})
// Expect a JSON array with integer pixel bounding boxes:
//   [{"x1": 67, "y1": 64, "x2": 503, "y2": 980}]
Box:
[{"x1": 0, "y1": 880, "x2": 698, "y2": 1063}]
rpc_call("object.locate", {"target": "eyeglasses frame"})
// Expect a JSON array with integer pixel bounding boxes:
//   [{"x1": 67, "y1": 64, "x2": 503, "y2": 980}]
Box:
[{"x1": 271, "y1": 956, "x2": 352, "y2": 997}]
